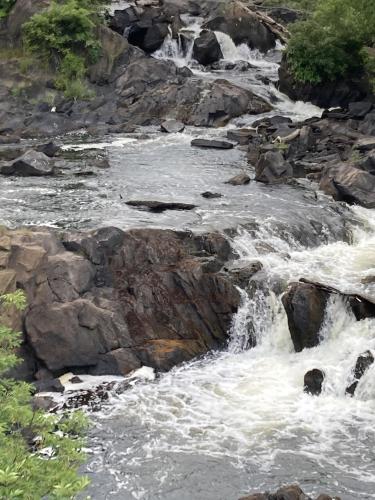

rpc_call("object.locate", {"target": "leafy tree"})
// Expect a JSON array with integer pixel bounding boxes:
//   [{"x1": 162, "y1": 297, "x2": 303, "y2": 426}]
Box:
[
  {"x1": 286, "y1": 0, "x2": 375, "y2": 84},
  {"x1": 0, "y1": 0, "x2": 16, "y2": 19},
  {"x1": 23, "y1": 0, "x2": 104, "y2": 99},
  {"x1": 0, "y1": 290, "x2": 89, "y2": 499}
]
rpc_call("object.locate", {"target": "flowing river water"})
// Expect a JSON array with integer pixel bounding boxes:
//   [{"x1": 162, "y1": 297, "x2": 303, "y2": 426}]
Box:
[{"x1": 1, "y1": 15, "x2": 375, "y2": 500}]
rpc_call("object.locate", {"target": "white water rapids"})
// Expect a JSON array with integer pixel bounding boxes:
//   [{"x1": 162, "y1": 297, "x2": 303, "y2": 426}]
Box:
[
  {"x1": 79, "y1": 18, "x2": 375, "y2": 500},
  {"x1": 85, "y1": 207, "x2": 375, "y2": 500}
]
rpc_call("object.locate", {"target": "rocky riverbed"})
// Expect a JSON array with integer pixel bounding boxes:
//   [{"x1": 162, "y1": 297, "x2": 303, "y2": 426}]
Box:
[{"x1": 0, "y1": 0, "x2": 374, "y2": 499}]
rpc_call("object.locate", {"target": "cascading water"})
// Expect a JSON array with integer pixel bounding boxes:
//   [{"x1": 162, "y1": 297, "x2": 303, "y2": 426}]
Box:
[
  {"x1": 84, "y1": 206, "x2": 375, "y2": 500},
  {"x1": 51, "y1": 13, "x2": 374, "y2": 500}
]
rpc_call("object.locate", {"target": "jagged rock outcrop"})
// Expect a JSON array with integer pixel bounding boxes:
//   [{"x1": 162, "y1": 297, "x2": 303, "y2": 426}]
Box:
[
  {"x1": 0, "y1": 226, "x2": 240, "y2": 379},
  {"x1": 192, "y1": 30, "x2": 223, "y2": 65}
]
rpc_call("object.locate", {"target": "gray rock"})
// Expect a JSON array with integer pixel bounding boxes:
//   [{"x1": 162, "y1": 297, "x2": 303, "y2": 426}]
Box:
[
  {"x1": 346, "y1": 351, "x2": 374, "y2": 396},
  {"x1": 255, "y1": 151, "x2": 292, "y2": 183},
  {"x1": 225, "y1": 172, "x2": 250, "y2": 185},
  {"x1": 227, "y1": 128, "x2": 257, "y2": 145},
  {"x1": 160, "y1": 119, "x2": 185, "y2": 133},
  {"x1": 0, "y1": 149, "x2": 55, "y2": 176},
  {"x1": 201, "y1": 191, "x2": 222, "y2": 198},
  {"x1": 320, "y1": 163, "x2": 375, "y2": 208},
  {"x1": 193, "y1": 30, "x2": 223, "y2": 66}
]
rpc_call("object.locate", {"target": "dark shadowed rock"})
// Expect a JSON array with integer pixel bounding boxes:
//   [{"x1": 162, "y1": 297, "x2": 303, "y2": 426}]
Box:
[
  {"x1": 304, "y1": 369, "x2": 325, "y2": 395},
  {"x1": 193, "y1": 30, "x2": 223, "y2": 66},
  {"x1": 201, "y1": 191, "x2": 222, "y2": 198},
  {"x1": 282, "y1": 282, "x2": 330, "y2": 352},
  {"x1": 34, "y1": 378, "x2": 64, "y2": 394},
  {"x1": 90, "y1": 348, "x2": 142, "y2": 376},
  {"x1": 346, "y1": 350, "x2": 374, "y2": 396},
  {"x1": 0, "y1": 150, "x2": 55, "y2": 176},
  {"x1": 128, "y1": 21, "x2": 169, "y2": 53},
  {"x1": 319, "y1": 163, "x2": 375, "y2": 208},
  {"x1": 348, "y1": 101, "x2": 373, "y2": 119},
  {"x1": 240, "y1": 484, "x2": 340, "y2": 500},
  {"x1": 191, "y1": 138, "x2": 234, "y2": 149},
  {"x1": 126, "y1": 200, "x2": 197, "y2": 211},
  {"x1": 255, "y1": 151, "x2": 292, "y2": 184},
  {"x1": 109, "y1": 6, "x2": 140, "y2": 35},
  {"x1": 161, "y1": 119, "x2": 185, "y2": 133},
  {"x1": 35, "y1": 141, "x2": 60, "y2": 157},
  {"x1": 225, "y1": 172, "x2": 250, "y2": 185}
]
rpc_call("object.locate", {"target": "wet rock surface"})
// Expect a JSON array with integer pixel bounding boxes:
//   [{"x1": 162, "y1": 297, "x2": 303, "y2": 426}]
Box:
[
  {"x1": 0, "y1": 226, "x2": 240, "y2": 379},
  {"x1": 304, "y1": 369, "x2": 325, "y2": 396}
]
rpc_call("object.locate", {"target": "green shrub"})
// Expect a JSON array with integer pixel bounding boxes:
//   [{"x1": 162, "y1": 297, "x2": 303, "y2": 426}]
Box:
[
  {"x1": 0, "y1": 291, "x2": 89, "y2": 499},
  {"x1": 286, "y1": 0, "x2": 375, "y2": 84},
  {"x1": 23, "y1": 0, "x2": 103, "y2": 99},
  {"x1": 0, "y1": 0, "x2": 16, "y2": 18}
]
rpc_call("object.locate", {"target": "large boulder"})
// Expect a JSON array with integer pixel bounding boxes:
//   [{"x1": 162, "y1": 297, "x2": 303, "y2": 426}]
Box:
[
  {"x1": 193, "y1": 30, "x2": 223, "y2": 66},
  {"x1": 255, "y1": 151, "x2": 293, "y2": 184},
  {"x1": 128, "y1": 21, "x2": 169, "y2": 53},
  {"x1": 1, "y1": 227, "x2": 240, "y2": 378},
  {"x1": 319, "y1": 163, "x2": 375, "y2": 209},
  {"x1": 109, "y1": 6, "x2": 141, "y2": 35},
  {"x1": 240, "y1": 484, "x2": 339, "y2": 500},
  {"x1": 283, "y1": 280, "x2": 375, "y2": 352},
  {"x1": 6, "y1": 0, "x2": 50, "y2": 41},
  {"x1": 282, "y1": 282, "x2": 330, "y2": 352},
  {"x1": 203, "y1": 1, "x2": 277, "y2": 52},
  {"x1": 89, "y1": 25, "x2": 130, "y2": 85},
  {"x1": 0, "y1": 150, "x2": 55, "y2": 176}
]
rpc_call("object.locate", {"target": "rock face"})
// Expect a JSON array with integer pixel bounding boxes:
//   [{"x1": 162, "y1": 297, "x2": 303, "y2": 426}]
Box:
[
  {"x1": 282, "y1": 282, "x2": 330, "y2": 352},
  {"x1": 304, "y1": 369, "x2": 325, "y2": 395},
  {"x1": 0, "y1": 150, "x2": 55, "y2": 176},
  {"x1": 193, "y1": 30, "x2": 223, "y2": 66},
  {"x1": 1, "y1": 227, "x2": 240, "y2": 379},
  {"x1": 346, "y1": 351, "x2": 374, "y2": 396},
  {"x1": 160, "y1": 119, "x2": 185, "y2": 133},
  {"x1": 319, "y1": 163, "x2": 375, "y2": 209}
]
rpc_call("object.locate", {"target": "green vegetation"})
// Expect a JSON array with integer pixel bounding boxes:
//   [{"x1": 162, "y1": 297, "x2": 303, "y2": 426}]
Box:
[
  {"x1": 0, "y1": 290, "x2": 89, "y2": 499},
  {"x1": 286, "y1": 0, "x2": 375, "y2": 85},
  {"x1": 23, "y1": 0, "x2": 104, "y2": 99},
  {"x1": 0, "y1": 0, "x2": 16, "y2": 19}
]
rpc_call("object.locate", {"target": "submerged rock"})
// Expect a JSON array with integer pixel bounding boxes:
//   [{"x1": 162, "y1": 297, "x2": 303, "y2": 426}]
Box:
[
  {"x1": 304, "y1": 368, "x2": 325, "y2": 395},
  {"x1": 201, "y1": 191, "x2": 223, "y2": 198},
  {"x1": 240, "y1": 484, "x2": 341, "y2": 500},
  {"x1": 225, "y1": 172, "x2": 250, "y2": 185},
  {"x1": 191, "y1": 138, "x2": 234, "y2": 149},
  {"x1": 125, "y1": 200, "x2": 197, "y2": 211},
  {"x1": 0, "y1": 150, "x2": 55, "y2": 176}
]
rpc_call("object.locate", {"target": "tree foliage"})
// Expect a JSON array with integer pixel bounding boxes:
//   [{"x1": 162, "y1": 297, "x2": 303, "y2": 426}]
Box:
[
  {"x1": 286, "y1": 0, "x2": 375, "y2": 84},
  {"x1": 22, "y1": 0, "x2": 104, "y2": 99},
  {"x1": 0, "y1": 0, "x2": 16, "y2": 19},
  {"x1": 0, "y1": 291, "x2": 89, "y2": 499}
]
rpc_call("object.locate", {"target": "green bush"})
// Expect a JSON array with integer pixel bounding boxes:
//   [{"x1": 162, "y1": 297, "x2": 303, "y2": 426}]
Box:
[
  {"x1": 286, "y1": 0, "x2": 375, "y2": 84},
  {"x1": 23, "y1": 0, "x2": 103, "y2": 98},
  {"x1": 0, "y1": 0, "x2": 16, "y2": 19},
  {"x1": 0, "y1": 291, "x2": 89, "y2": 499}
]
